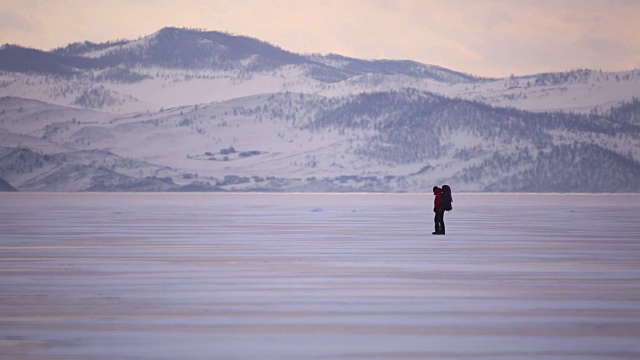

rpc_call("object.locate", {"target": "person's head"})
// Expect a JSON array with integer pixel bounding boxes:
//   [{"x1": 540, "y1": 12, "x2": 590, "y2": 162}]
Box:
[{"x1": 433, "y1": 186, "x2": 440, "y2": 194}]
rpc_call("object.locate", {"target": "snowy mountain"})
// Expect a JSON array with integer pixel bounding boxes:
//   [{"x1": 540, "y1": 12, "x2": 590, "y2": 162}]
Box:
[{"x1": 1, "y1": 27, "x2": 639, "y2": 192}]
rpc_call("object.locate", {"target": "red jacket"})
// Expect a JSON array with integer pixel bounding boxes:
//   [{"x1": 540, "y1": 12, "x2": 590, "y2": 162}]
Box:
[{"x1": 433, "y1": 187, "x2": 443, "y2": 212}]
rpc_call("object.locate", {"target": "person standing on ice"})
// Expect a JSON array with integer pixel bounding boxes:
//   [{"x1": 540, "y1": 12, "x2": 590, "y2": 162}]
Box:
[{"x1": 433, "y1": 186, "x2": 445, "y2": 235}]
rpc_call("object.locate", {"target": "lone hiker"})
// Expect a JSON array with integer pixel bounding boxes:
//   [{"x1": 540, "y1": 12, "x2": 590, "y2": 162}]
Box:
[
  {"x1": 433, "y1": 186, "x2": 445, "y2": 235},
  {"x1": 433, "y1": 184, "x2": 453, "y2": 235}
]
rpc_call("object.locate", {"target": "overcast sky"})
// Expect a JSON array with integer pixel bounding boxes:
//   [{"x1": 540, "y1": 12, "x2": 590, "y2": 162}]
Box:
[{"x1": 1, "y1": 0, "x2": 639, "y2": 77}]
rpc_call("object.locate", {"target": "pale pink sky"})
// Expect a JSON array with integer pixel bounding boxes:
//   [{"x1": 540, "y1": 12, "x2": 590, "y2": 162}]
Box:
[{"x1": 1, "y1": 0, "x2": 639, "y2": 77}]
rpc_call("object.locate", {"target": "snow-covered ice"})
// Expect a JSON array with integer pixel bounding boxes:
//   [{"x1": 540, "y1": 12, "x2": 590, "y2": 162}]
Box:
[{"x1": 1, "y1": 192, "x2": 639, "y2": 359}]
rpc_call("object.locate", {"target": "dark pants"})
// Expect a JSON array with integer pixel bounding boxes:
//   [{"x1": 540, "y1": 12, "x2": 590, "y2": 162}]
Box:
[{"x1": 434, "y1": 211, "x2": 445, "y2": 234}]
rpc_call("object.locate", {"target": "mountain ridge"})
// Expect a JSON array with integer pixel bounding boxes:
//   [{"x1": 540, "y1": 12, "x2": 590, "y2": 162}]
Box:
[
  {"x1": 1, "y1": 27, "x2": 639, "y2": 192},
  {"x1": 3, "y1": 27, "x2": 483, "y2": 85}
]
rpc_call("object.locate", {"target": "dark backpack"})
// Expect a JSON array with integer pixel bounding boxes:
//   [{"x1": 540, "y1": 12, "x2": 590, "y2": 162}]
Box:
[{"x1": 441, "y1": 185, "x2": 453, "y2": 211}]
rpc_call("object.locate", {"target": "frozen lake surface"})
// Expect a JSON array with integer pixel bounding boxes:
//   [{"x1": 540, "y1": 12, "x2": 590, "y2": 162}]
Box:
[{"x1": 1, "y1": 192, "x2": 640, "y2": 359}]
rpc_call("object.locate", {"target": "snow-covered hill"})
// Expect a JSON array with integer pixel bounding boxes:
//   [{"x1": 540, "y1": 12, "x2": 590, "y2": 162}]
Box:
[
  {"x1": 1, "y1": 27, "x2": 639, "y2": 192},
  {"x1": 3, "y1": 27, "x2": 639, "y2": 115}
]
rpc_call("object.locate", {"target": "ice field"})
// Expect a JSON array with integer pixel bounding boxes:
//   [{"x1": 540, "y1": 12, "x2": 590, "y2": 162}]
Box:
[{"x1": 1, "y1": 192, "x2": 640, "y2": 359}]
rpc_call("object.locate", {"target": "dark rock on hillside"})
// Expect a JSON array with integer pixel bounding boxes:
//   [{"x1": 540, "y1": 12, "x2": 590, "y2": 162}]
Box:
[{"x1": 0, "y1": 176, "x2": 17, "y2": 191}]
